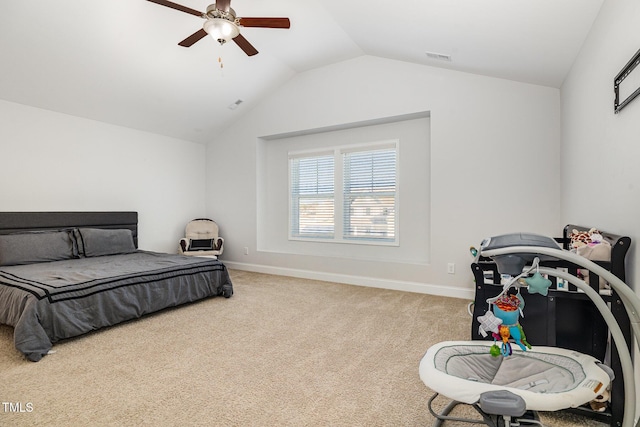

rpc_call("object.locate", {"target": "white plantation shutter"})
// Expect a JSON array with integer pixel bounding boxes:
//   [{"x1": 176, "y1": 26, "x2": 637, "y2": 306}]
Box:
[
  {"x1": 342, "y1": 146, "x2": 397, "y2": 242},
  {"x1": 290, "y1": 154, "x2": 335, "y2": 238}
]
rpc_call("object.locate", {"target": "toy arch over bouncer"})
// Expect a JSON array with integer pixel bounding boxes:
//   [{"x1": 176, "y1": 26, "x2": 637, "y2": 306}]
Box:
[{"x1": 419, "y1": 233, "x2": 640, "y2": 427}]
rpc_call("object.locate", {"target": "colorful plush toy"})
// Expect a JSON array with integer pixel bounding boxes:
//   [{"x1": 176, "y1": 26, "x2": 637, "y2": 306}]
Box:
[
  {"x1": 493, "y1": 294, "x2": 531, "y2": 356},
  {"x1": 479, "y1": 294, "x2": 531, "y2": 357}
]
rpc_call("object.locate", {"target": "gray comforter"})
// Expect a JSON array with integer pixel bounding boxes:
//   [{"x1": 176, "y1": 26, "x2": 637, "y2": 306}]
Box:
[{"x1": 0, "y1": 251, "x2": 233, "y2": 361}]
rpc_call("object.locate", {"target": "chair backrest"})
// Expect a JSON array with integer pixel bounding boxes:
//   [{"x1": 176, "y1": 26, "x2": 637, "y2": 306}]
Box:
[{"x1": 185, "y1": 219, "x2": 219, "y2": 240}]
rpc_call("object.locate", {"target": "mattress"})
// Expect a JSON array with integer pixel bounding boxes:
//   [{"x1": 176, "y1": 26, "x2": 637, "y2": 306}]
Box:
[{"x1": 0, "y1": 251, "x2": 233, "y2": 361}]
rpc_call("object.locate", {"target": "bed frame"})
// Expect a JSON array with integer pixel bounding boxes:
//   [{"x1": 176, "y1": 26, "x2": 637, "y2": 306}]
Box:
[
  {"x1": 470, "y1": 225, "x2": 631, "y2": 427},
  {"x1": 0, "y1": 211, "x2": 138, "y2": 247}
]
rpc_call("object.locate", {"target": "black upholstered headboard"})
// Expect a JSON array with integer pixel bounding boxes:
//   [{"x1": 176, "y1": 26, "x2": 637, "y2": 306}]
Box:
[{"x1": 0, "y1": 212, "x2": 139, "y2": 248}]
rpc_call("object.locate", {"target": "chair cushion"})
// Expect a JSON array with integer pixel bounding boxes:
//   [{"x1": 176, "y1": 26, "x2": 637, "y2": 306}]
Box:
[{"x1": 185, "y1": 219, "x2": 219, "y2": 240}]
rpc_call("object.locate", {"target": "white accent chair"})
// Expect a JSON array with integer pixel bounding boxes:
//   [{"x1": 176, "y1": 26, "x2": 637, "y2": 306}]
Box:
[{"x1": 178, "y1": 218, "x2": 224, "y2": 258}]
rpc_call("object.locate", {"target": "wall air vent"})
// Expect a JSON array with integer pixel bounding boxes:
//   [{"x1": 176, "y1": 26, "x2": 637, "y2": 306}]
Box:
[{"x1": 425, "y1": 51, "x2": 452, "y2": 62}]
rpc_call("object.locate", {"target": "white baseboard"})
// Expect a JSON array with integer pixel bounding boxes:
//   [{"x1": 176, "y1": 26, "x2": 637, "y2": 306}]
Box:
[{"x1": 223, "y1": 261, "x2": 475, "y2": 300}]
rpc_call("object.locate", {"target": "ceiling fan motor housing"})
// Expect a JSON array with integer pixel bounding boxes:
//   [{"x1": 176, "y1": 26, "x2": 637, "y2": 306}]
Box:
[{"x1": 206, "y1": 4, "x2": 239, "y2": 24}]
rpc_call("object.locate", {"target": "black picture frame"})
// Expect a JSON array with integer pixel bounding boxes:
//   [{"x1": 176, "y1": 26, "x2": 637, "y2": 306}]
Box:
[{"x1": 614, "y1": 48, "x2": 640, "y2": 114}]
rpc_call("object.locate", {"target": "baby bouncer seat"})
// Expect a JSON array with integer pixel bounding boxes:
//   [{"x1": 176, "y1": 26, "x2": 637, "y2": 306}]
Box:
[
  {"x1": 178, "y1": 218, "x2": 224, "y2": 258},
  {"x1": 420, "y1": 232, "x2": 640, "y2": 427}
]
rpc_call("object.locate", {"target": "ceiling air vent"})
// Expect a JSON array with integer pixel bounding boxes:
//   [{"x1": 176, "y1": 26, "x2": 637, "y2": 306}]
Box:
[
  {"x1": 228, "y1": 99, "x2": 244, "y2": 110},
  {"x1": 425, "y1": 51, "x2": 452, "y2": 62}
]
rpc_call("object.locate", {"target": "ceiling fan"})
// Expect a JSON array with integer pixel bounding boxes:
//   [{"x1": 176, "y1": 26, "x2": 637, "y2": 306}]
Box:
[{"x1": 147, "y1": 0, "x2": 290, "y2": 56}]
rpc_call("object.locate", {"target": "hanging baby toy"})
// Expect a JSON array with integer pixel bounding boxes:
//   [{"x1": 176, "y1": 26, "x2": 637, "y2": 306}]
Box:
[
  {"x1": 476, "y1": 257, "x2": 550, "y2": 357},
  {"x1": 491, "y1": 294, "x2": 530, "y2": 356}
]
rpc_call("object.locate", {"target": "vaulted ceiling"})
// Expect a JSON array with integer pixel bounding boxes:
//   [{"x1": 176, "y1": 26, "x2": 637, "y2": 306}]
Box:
[{"x1": 0, "y1": 0, "x2": 603, "y2": 143}]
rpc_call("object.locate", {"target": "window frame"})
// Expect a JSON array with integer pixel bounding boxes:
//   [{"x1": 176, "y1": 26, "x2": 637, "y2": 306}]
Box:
[{"x1": 288, "y1": 140, "x2": 399, "y2": 246}]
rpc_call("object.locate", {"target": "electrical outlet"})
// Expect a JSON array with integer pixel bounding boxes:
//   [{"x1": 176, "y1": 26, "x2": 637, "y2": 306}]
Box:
[
  {"x1": 243, "y1": 247, "x2": 249, "y2": 255},
  {"x1": 447, "y1": 263, "x2": 455, "y2": 274}
]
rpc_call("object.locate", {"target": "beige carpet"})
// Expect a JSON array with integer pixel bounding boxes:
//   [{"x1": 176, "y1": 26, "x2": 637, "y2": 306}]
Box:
[{"x1": 0, "y1": 270, "x2": 607, "y2": 426}]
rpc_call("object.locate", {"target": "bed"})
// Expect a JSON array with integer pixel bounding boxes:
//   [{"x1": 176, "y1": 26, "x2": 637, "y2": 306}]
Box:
[{"x1": 0, "y1": 211, "x2": 233, "y2": 362}]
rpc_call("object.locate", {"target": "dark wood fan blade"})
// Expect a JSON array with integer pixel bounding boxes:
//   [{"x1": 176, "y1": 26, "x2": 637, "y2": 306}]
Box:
[
  {"x1": 233, "y1": 34, "x2": 258, "y2": 56},
  {"x1": 238, "y1": 17, "x2": 290, "y2": 28},
  {"x1": 147, "y1": 0, "x2": 203, "y2": 17},
  {"x1": 178, "y1": 29, "x2": 208, "y2": 47},
  {"x1": 216, "y1": 0, "x2": 231, "y2": 12}
]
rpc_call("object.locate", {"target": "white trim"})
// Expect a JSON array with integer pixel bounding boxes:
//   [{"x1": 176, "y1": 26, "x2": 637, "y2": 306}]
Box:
[
  {"x1": 260, "y1": 111, "x2": 430, "y2": 141},
  {"x1": 223, "y1": 261, "x2": 474, "y2": 300},
  {"x1": 288, "y1": 148, "x2": 335, "y2": 159}
]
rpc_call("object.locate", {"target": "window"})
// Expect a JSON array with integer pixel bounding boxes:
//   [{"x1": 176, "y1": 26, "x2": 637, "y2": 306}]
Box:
[
  {"x1": 289, "y1": 141, "x2": 398, "y2": 244},
  {"x1": 289, "y1": 153, "x2": 334, "y2": 238},
  {"x1": 343, "y1": 147, "x2": 396, "y2": 242}
]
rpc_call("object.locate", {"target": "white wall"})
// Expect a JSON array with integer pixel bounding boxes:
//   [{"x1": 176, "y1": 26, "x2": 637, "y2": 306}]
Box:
[
  {"x1": 206, "y1": 56, "x2": 562, "y2": 298},
  {"x1": 561, "y1": 0, "x2": 640, "y2": 415},
  {"x1": 257, "y1": 115, "x2": 430, "y2": 265},
  {"x1": 0, "y1": 99, "x2": 206, "y2": 252},
  {"x1": 561, "y1": 0, "x2": 640, "y2": 288},
  {"x1": 561, "y1": 0, "x2": 640, "y2": 414}
]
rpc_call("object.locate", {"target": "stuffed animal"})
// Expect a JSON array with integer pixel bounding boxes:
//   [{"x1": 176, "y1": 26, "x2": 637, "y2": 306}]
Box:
[
  {"x1": 569, "y1": 228, "x2": 606, "y2": 249},
  {"x1": 577, "y1": 239, "x2": 611, "y2": 262},
  {"x1": 569, "y1": 229, "x2": 592, "y2": 249},
  {"x1": 574, "y1": 229, "x2": 611, "y2": 290}
]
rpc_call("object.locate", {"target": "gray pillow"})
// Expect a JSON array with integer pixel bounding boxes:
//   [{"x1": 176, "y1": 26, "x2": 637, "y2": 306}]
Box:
[
  {"x1": 77, "y1": 228, "x2": 136, "y2": 257},
  {"x1": 0, "y1": 230, "x2": 76, "y2": 266}
]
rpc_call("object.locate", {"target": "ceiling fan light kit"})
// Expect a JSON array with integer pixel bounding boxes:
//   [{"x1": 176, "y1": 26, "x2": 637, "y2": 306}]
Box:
[
  {"x1": 203, "y1": 18, "x2": 239, "y2": 44},
  {"x1": 147, "y1": 0, "x2": 290, "y2": 56}
]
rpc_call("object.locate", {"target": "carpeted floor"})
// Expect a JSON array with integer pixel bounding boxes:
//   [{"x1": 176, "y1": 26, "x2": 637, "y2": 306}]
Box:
[{"x1": 0, "y1": 270, "x2": 608, "y2": 426}]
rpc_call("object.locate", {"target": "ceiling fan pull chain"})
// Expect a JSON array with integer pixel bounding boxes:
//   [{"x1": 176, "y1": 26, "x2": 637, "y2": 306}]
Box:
[{"x1": 217, "y1": 56, "x2": 225, "y2": 77}]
